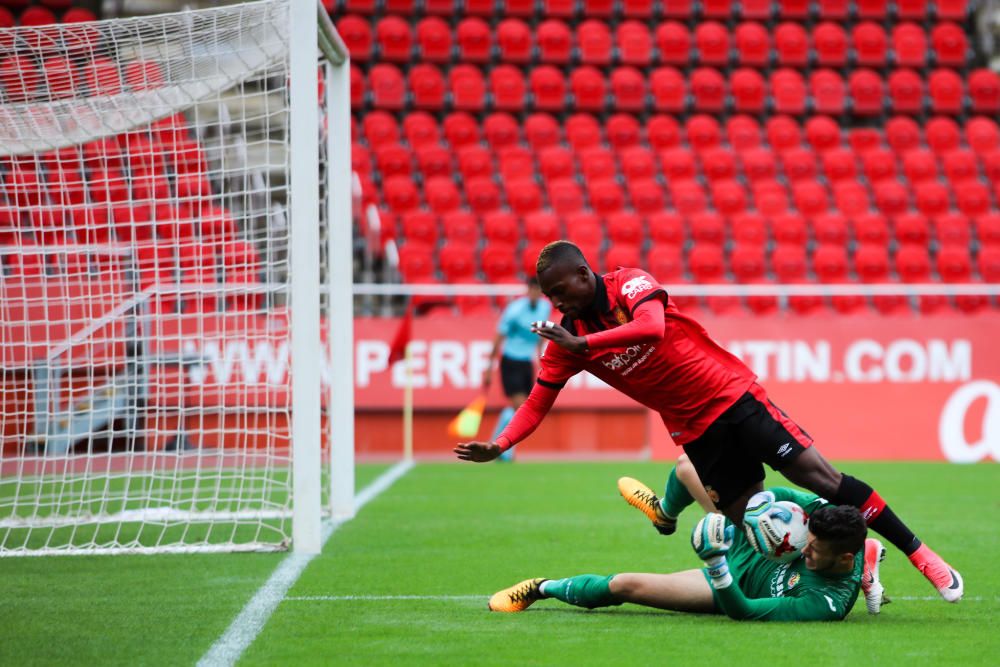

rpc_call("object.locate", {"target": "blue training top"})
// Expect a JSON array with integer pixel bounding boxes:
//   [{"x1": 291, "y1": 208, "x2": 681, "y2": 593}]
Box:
[{"x1": 497, "y1": 296, "x2": 551, "y2": 361}]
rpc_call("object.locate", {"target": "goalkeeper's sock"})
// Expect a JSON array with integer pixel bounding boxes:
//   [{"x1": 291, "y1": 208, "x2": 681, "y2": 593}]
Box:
[
  {"x1": 539, "y1": 575, "x2": 621, "y2": 609},
  {"x1": 660, "y1": 467, "x2": 695, "y2": 520},
  {"x1": 832, "y1": 474, "x2": 920, "y2": 556}
]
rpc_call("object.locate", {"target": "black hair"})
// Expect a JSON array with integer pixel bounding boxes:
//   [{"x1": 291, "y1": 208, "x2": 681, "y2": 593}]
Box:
[
  {"x1": 808, "y1": 505, "x2": 867, "y2": 556},
  {"x1": 536, "y1": 240, "x2": 589, "y2": 275}
]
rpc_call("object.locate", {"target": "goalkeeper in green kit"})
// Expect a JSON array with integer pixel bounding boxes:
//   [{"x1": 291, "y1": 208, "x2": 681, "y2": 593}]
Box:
[{"x1": 489, "y1": 459, "x2": 886, "y2": 621}]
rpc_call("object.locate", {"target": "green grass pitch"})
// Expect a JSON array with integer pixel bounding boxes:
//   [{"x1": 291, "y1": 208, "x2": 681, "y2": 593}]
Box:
[{"x1": 0, "y1": 462, "x2": 997, "y2": 666}]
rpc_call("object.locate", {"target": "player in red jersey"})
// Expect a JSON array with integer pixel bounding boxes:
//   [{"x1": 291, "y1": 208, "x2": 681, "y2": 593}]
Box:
[{"x1": 455, "y1": 241, "x2": 963, "y2": 603}]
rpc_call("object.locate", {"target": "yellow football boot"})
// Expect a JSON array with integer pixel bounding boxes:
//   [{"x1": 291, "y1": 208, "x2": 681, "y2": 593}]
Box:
[
  {"x1": 617, "y1": 476, "x2": 677, "y2": 535},
  {"x1": 488, "y1": 578, "x2": 545, "y2": 612}
]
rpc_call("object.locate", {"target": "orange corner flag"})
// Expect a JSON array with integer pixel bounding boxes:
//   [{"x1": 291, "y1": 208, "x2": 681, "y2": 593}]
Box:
[{"x1": 448, "y1": 395, "x2": 487, "y2": 439}]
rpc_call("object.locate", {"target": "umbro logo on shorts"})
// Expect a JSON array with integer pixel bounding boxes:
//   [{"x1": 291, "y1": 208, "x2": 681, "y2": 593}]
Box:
[{"x1": 776, "y1": 442, "x2": 792, "y2": 457}]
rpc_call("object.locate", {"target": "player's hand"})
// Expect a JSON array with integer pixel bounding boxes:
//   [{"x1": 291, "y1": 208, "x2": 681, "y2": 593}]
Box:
[
  {"x1": 691, "y1": 512, "x2": 735, "y2": 561},
  {"x1": 454, "y1": 441, "x2": 502, "y2": 462},
  {"x1": 531, "y1": 322, "x2": 588, "y2": 355}
]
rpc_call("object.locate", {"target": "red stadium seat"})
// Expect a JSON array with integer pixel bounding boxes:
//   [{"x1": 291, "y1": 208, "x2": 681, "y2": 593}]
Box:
[
  {"x1": 821, "y1": 148, "x2": 857, "y2": 182},
  {"x1": 955, "y1": 182, "x2": 992, "y2": 218},
  {"x1": 936, "y1": 0, "x2": 968, "y2": 20},
  {"x1": 936, "y1": 245, "x2": 987, "y2": 314},
  {"x1": 754, "y1": 181, "x2": 791, "y2": 217},
  {"x1": 942, "y1": 149, "x2": 978, "y2": 183},
  {"x1": 647, "y1": 211, "x2": 685, "y2": 246},
  {"x1": 978, "y1": 246, "x2": 1000, "y2": 285},
  {"x1": 670, "y1": 180, "x2": 708, "y2": 216},
  {"x1": 727, "y1": 115, "x2": 763, "y2": 150},
  {"x1": 542, "y1": 0, "x2": 577, "y2": 16},
  {"x1": 696, "y1": 22, "x2": 730, "y2": 67},
  {"x1": 622, "y1": 0, "x2": 656, "y2": 17},
  {"x1": 566, "y1": 113, "x2": 602, "y2": 151},
  {"x1": 502, "y1": 0, "x2": 537, "y2": 16},
  {"x1": 777, "y1": 0, "x2": 810, "y2": 19},
  {"x1": 740, "y1": 148, "x2": 777, "y2": 182},
  {"x1": 888, "y1": 69, "x2": 925, "y2": 115},
  {"x1": 701, "y1": 147, "x2": 737, "y2": 181},
  {"x1": 691, "y1": 67, "x2": 726, "y2": 113},
  {"x1": 443, "y1": 112, "x2": 480, "y2": 148},
  {"x1": 893, "y1": 23, "x2": 927, "y2": 68},
  {"x1": 456, "y1": 18, "x2": 491, "y2": 63},
  {"x1": 929, "y1": 69, "x2": 964, "y2": 115},
  {"x1": 685, "y1": 115, "x2": 722, "y2": 152},
  {"x1": 712, "y1": 180, "x2": 749, "y2": 218},
  {"x1": 483, "y1": 211, "x2": 520, "y2": 245},
  {"x1": 813, "y1": 244, "x2": 866, "y2": 315},
  {"x1": 859, "y1": 147, "x2": 898, "y2": 182},
  {"x1": 885, "y1": 116, "x2": 922, "y2": 154},
  {"x1": 577, "y1": 20, "x2": 612, "y2": 65},
  {"x1": 523, "y1": 210, "x2": 561, "y2": 243},
  {"x1": 895, "y1": 211, "x2": 931, "y2": 245},
  {"x1": 498, "y1": 146, "x2": 534, "y2": 180},
  {"x1": 849, "y1": 128, "x2": 883, "y2": 154},
  {"x1": 548, "y1": 178, "x2": 585, "y2": 214},
  {"x1": 416, "y1": 17, "x2": 451, "y2": 63},
  {"x1": 655, "y1": 22, "x2": 691, "y2": 67},
  {"x1": 897, "y1": 0, "x2": 929, "y2": 19},
  {"x1": 628, "y1": 178, "x2": 666, "y2": 214},
  {"x1": 650, "y1": 67, "x2": 687, "y2": 113},
  {"x1": 539, "y1": 146, "x2": 574, "y2": 181},
  {"x1": 902, "y1": 148, "x2": 938, "y2": 183},
  {"x1": 523, "y1": 112, "x2": 560, "y2": 149},
  {"x1": 976, "y1": 212, "x2": 1000, "y2": 246},
  {"x1": 441, "y1": 210, "x2": 479, "y2": 244},
  {"x1": 425, "y1": 177, "x2": 461, "y2": 214},
  {"x1": 810, "y1": 70, "x2": 846, "y2": 116},
  {"x1": 735, "y1": 22, "x2": 770, "y2": 68},
  {"x1": 855, "y1": 244, "x2": 907, "y2": 315},
  {"x1": 772, "y1": 211, "x2": 809, "y2": 244},
  {"x1": 603, "y1": 243, "x2": 644, "y2": 275},
  {"x1": 646, "y1": 243, "x2": 684, "y2": 285},
  {"x1": 409, "y1": 64, "x2": 446, "y2": 110},
  {"x1": 0, "y1": 55, "x2": 41, "y2": 102},
  {"x1": 690, "y1": 210, "x2": 727, "y2": 244},
  {"x1": 792, "y1": 181, "x2": 829, "y2": 218},
  {"x1": 895, "y1": 245, "x2": 948, "y2": 314},
  {"x1": 565, "y1": 211, "x2": 603, "y2": 258},
  {"x1": 374, "y1": 143, "x2": 412, "y2": 179},
  {"x1": 849, "y1": 69, "x2": 885, "y2": 117},
  {"x1": 368, "y1": 64, "x2": 405, "y2": 109},
  {"x1": 607, "y1": 114, "x2": 641, "y2": 150},
  {"x1": 338, "y1": 16, "x2": 373, "y2": 61},
  {"x1": 805, "y1": 116, "x2": 841, "y2": 152},
  {"x1": 969, "y1": 69, "x2": 1000, "y2": 115},
  {"x1": 813, "y1": 22, "x2": 849, "y2": 68},
  {"x1": 457, "y1": 144, "x2": 493, "y2": 180},
  {"x1": 832, "y1": 182, "x2": 871, "y2": 218},
  {"x1": 775, "y1": 22, "x2": 808, "y2": 68},
  {"x1": 814, "y1": 211, "x2": 849, "y2": 244},
  {"x1": 617, "y1": 21, "x2": 653, "y2": 66},
  {"x1": 611, "y1": 67, "x2": 646, "y2": 112},
  {"x1": 926, "y1": 117, "x2": 961, "y2": 154},
  {"x1": 730, "y1": 210, "x2": 768, "y2": 245},
  {"x1": 606, "y1": 211, "x2": 644, "y2": 247},
  {"x1": 873, "y1": 181, "x2": 910, "y2": 217},
  {"x1": 852, "y1": 210, "x2": 891, "y2": 245},
  {"x1": 449, "y1": 65, "x2": 486, "y2": 111},
  {"x1": 506, "y1": 179, "x2": 543, "y2": 215},
  {"x1": 766, "y1": 115, "x2": 802, "y2": 152},
  {"x1": 400, "y1": 209, "x2": 439, "y2": 245},
  {"x1": 375, "y1": 16, "x2": 412, "y2": 62},
  {"x1": 571, "y1": 66, "x2": 607, "y2": 112},
  {"x1": 914, "y1": 182, "x2": 950, "y2": 218},
  {"x1": 648, "y1": 115, "x2": 682, "y2": 149},
  {"x1": 817, "y1": 0, "x2": 849, "y2": 19},
  {"x1": 852, "y1": 22, "x2": 888, "y2": 68},
  {"x1": 660, "y1": 147, "x2": 697, "y2": 180},
  {"x1": 588, "y1": 179, "x2": 625, "y2": 215},
  {"x1": 857, "y1": 0, "x2": 889, "y2": 19},
  {"x1": 404, "y1": 112, "x2": 441, "y2": 148},
  {"x1": 497, "y1": 18, "x2": 532, "y2": 63},
  {"x1": 773, "y1": 244, "x2": 825, "y2": 315},
  {"x1": 538, "y1": 20, "x2": 572, "y2": 64},
  {"x1": 349, "y1": 64, "x2": 365, "y2": 107},
  {"x1": 741, "y1": 0, "x2": 773, "y2": 19},
  {"x1": 935, "y1": 211, "x2": 972, "y2": 246},
  {"x1": 732, "y1": 68, "x2": 766, "y2": 114},
  {"x1": 489, "y1": 65, "x2": 526, "y2": 111},
  {"x1": 482, "y1": 112, "x2": 519, "y2": 149},
  {"x1": 530, "y1": 66, "x2": 567, "y2": 111},
  {"x1": 466, "y1": 177, "x2": 501, "y2": 213},
  {"x1": 582, "y1": 0, "x2": 615, "y2": 17},
  {"x1": 931, "y1": 23, "x2": 967, "y2": 68}
]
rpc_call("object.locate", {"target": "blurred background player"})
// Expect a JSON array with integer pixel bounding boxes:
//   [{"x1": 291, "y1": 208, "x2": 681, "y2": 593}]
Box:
[
  {"x1": 489, "y1": 495, "x2": 881, "y2": 622},
  {"x1": 457, "y1": 241, "x2": 962, "y2": 602},
  {"x1": 481, "y1": 276, "x2": 551, "y2": 462}
]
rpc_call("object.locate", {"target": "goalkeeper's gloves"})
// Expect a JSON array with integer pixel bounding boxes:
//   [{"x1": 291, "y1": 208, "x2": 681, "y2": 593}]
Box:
[
  {"x1": 691, "y1": 513, "x2": 735, "y2": 589},
  {"x1": 745, "y1": 490, "x2": 776, "y2": 514}
]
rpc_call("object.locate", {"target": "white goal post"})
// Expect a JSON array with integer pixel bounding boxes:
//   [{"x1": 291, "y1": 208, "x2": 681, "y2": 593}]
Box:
[{"x1": 0, "y1": 0, "x2": 355, "y2": 556}]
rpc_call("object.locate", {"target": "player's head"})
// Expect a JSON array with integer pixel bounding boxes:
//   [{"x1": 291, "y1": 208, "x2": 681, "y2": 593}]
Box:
[
  {"x1": 526, "y1": 275, "x2": 542, "y2": 302},
  {"x1": 535, "y1": 241, "x2": 594, "y2": 318},
  {"x1": 801, "y1": 505, "x2": 867, "y2": 573}
]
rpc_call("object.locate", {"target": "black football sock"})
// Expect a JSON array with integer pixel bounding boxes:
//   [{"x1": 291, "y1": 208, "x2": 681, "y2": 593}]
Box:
[{"x1": 832, "y1": 474, "x2": 921, "y2": 556}]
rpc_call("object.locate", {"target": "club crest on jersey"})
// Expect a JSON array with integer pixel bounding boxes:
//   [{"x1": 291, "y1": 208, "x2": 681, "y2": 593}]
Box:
[
  {"x1": 788, "y1": 572, "x2": 801, "y2": 589},
  {"x1": 621, "y1": 276, "x2": 653, "y2": 299},
  {"x1": 614, "y1": 307, "x2": 628, "y2": 324}
]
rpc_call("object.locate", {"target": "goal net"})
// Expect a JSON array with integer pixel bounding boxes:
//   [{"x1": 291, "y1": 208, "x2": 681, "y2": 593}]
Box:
[{"x1": 0, "y1": 0, "x2": 355, "y2": 556}]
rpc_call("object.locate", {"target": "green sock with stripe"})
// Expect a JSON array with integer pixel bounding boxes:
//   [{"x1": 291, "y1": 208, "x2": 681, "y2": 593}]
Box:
[
  {"x1": 660, "y1": 467, "x2": 695, "y2": 519},
  {"x1": 539, "y1": 575, "x2": 621, "y2": 609}
]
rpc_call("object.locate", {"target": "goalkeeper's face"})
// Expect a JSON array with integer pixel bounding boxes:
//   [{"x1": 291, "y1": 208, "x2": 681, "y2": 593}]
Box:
[{"x1": 801, "y1": 533, "x2": 854, "y2": 573}]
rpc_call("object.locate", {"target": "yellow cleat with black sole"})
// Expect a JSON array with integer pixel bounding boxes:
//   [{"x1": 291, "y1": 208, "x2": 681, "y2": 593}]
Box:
[
  {"x1": 488, "y1": 578, "x2": 546, "y2": 612},
  {"x1": 617, "y1": 476, "x2": 677, "y2": 535}
]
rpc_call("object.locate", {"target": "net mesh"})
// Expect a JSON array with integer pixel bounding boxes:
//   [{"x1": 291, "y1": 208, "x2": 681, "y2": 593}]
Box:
[{"x1": 0, "y1": 0, "x2": 332, "y2": 555}]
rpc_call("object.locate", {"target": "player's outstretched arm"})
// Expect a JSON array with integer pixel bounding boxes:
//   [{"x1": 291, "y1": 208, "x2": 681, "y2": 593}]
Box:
[
  {"x1": 454, "y1": 381, "x2": 561, "y2": 462},
  {"x1": 453, "y1": 441, "x2": 502, "y2": 462}
]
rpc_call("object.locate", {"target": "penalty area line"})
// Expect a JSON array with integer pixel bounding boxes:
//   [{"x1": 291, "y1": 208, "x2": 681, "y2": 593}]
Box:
[
  {"x1": 197, "y1": 460, "x2": 414, "y2": 667},
  {"x1": 287, "y1": 594, "x2": 484, "y2": 601}
]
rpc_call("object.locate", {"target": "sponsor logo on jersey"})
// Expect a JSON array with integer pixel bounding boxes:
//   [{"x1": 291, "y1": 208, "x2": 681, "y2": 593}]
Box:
[
  {"x1": 602, "y1": 345, "x2": 644, "y2": 371},
  {"x1": 861, "y1": 506, "x2": 879, "y2": 522},
  {"x1": 770, "y1": 563, "x2": 791, "y2": 597},
  {"x1": 788, "y1": 572, "x2": 801, "y2": 589},
  {"x1": 621, "y1": 276, "x2": 653, "y2": 299}
]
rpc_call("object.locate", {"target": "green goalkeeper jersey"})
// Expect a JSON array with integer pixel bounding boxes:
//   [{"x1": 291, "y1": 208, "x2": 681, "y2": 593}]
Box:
[{"x1": 709, "y1": 487, "x2": 864, "y2": 622}]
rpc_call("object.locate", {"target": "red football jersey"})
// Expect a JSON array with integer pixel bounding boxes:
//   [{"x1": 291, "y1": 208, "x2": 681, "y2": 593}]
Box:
[{"x1": 537, "y1": 268, "x2": 756, "y2": 445}]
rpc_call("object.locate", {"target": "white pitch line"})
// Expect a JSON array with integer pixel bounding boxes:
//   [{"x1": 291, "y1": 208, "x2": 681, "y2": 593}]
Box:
[
  {"x1": 893, "y1": 596, "x2": 994, "y2": 602},
  {"x1": 287, "y1": 595, "x2": 483, "y2": 601},
  {"x1": 197, "y1": 460, "x2": 415, "y2": 667}
]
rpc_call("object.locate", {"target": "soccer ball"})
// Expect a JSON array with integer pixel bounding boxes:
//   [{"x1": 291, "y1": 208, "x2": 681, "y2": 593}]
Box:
[{"x1": 742, "y1": 500, "x2": 810, "y2": 563}]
